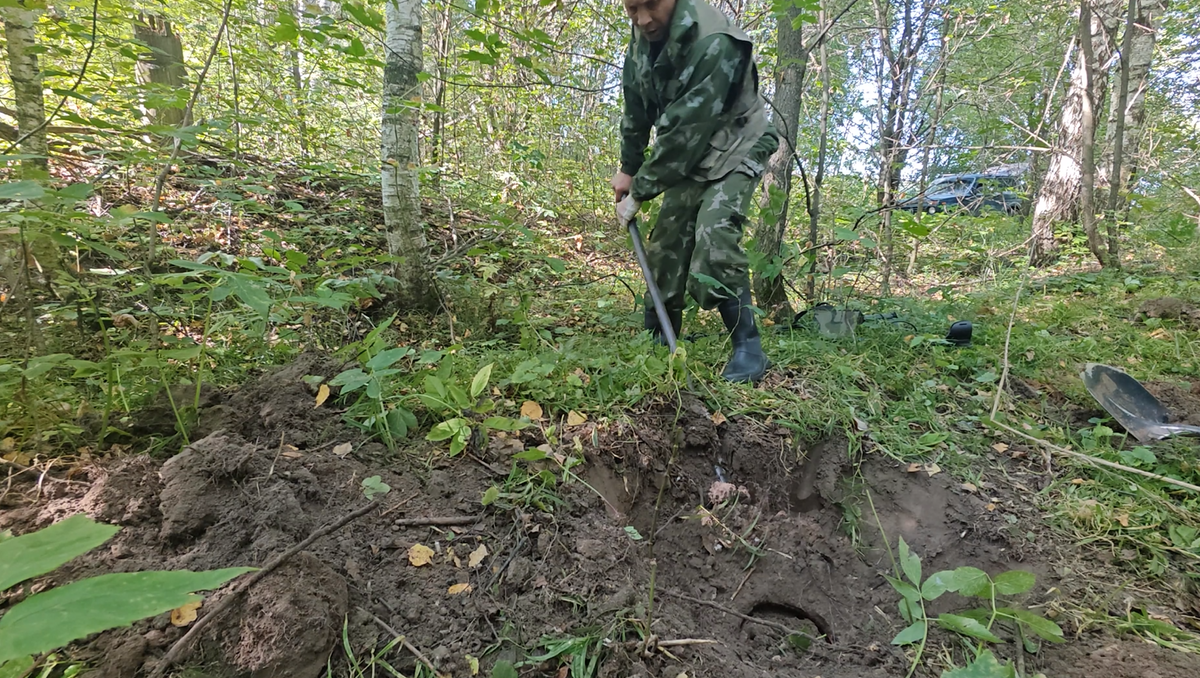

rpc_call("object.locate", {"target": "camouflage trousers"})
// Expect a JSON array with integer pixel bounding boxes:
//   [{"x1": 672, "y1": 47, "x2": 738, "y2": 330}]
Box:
[{"x1": 644, "y1": 135, "x2": 776, "y2": 312}]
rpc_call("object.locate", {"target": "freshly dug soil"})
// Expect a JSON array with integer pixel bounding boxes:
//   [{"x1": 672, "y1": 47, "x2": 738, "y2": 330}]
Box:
[{"x1": 3, "y1": 358, "x2": 1199, "y2": 678}]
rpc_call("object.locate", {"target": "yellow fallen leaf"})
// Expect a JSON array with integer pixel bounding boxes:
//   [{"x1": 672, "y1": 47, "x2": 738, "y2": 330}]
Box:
[
  {"x1": 925, "y1": 463, "x2": 941, "y2": 476},
  {"x1": 520, "y1": 400, "x2": 544, "y2": 420},
  {"x1": 466, "y1": 655, "x2": 480, "y2": 676},
  {"x1": 1116, "y1": 514, "x2": 1130, "y2": 527},
  {"x1": 332, "y1": 442, "x2": 353, "y2": 457},
  {"x1": 567, "y1": 411, "x2": 587, "y2": 426},
  {"x1": 408, "y1": 543, "x2": 435, "y2": 567},
  {"x1": 1071, "y1": 478, "x2": 1085, "y2": 485},
  {"x1": 468, "y1": 544, "x2": 489, "y2": 569},
  {"x1": 315, "y1": 383, "x2": 330, "y2": 408},
  {"x1": 170, "y1": 601, "x2": 201, "y2": 627},
  {"x1": 448, "y1": 582, "x2": 472, "y2": 595},
  {"x1": 711, "y1": 412, "x2": 728, "y2": 426},
  {"x1": 992, "y1": 442, "x2": 1010, "y2": 453},
  {"x1": 280, "y1": 445, "x2": 303, "y2": 459},
  {"x1": 985, "y1": 503, "x2": 997, "y2": 512},
  {"x1": 962, "y1": 483, "x2": 978, "y2": 493},
  {"x1": 906, "y1": 463, "x2": 921, "y2": 473}
]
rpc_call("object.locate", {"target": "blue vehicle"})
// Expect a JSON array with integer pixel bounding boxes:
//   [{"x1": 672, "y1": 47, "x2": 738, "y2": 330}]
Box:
[{"x1": 898, "y1": 173, "x2": 1025, "y2": 216}]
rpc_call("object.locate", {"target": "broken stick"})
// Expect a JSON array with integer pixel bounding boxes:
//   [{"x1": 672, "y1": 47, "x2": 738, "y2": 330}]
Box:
[{"x1": 362, "y1": 607, "x2": 441, "y2": 676}]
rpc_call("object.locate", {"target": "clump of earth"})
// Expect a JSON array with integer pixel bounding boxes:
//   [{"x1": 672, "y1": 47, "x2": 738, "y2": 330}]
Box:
[{"x1": 3, "y1": 356, "x2": 1199, "y2": 678}]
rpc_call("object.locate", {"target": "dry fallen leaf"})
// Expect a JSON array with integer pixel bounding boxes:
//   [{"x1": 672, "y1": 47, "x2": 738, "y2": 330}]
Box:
[
  {"x1": 520, "y1": 400, "x2": 544, "y2": 420},
  {"x1": 992, "y1": 442, "x2": 1010, "y2": 453},
  {"x1": 448, "y1": 583, "x2": 472, "y2": 595},
  {"x1": 1024, "y1": 349, "x2": 1035, "y2": 361},
  {"x1": 0, "y1": 437, "x2": 14, "y2": 453},
  {"x1": 567, "y1": 410, "x2": 587, "y2": 426},
  {"x1": 315, "y1": 383, "x2": 330, "y2": 408},
  {"x1": 925, "y1": 463, "x2": 942, "y2": 476},
  {"x1": 280, "y1": 445, "x2": 303, "y2": 459},
  {"x1": 408, "y1": 543, "x2": 435, "y2": 567},
  {"x1": 711, "y1": 412, "x2": 728, "y2": 426},
  {"x1": 1071, "y1": 478, "x2": 1085, "y2": 485},
  {"x1": 854, "y1": 416, "x2": 869, "y2": 432},
  {"x1": 468, "y1": 544, "x2": 489, "y2": 569},
  {"x1": 985, "y1": 503, "x2": 997, "y2": 512},
  {"x1": 962, "y1": 482, "x2": 978, "y2": 493},
  {"x1": 170, "y1": 601, "x2": 201, "y2": 627},
  {"x1": 332, "y1": 442, "x2": 353, "y2": 457},
  {"x1": 555, "y1": 667, "x2": 569, "y2": 678},
  {"x1": 1116, "y1": 514, "x2": 1130, "y2": 527},
  {"x1": 907, "y1": 463, "x2": 921, "y2": 473}
]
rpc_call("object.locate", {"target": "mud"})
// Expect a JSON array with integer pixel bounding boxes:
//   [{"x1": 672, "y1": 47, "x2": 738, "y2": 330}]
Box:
[{"x1": 3, "y1": 362, "x2": 1199, "y2": 678}]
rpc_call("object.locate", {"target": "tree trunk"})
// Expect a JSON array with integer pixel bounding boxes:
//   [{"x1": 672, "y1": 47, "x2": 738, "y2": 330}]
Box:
[
  {"x1": 2, "y1": 2, "x2": 47, "y2": 175},
  {"x1": 290, "y1": 0, "x2": 308, "y2": 156},
  {"x1": 382, "y1": 0, "x2": 435, "y2": 312},
  {"x1": 807, "y1": 10, "x2": 832, "y2": 301},
  {"x1": 1078, "y1": 0, "x2": 1105, "y2": 266},
  {"x1": 1098, "y1": 0, "x2": 1163, "y2": 211},
  {"x1": 134, "y1": 14, "x2": 189, "y2": 127},
  {"x1": 1029, "y1": 0, "x2": 1123, "y2": 266},
  {"x1": 754, "y1": 3, "x2": 806, "y2": 321}
]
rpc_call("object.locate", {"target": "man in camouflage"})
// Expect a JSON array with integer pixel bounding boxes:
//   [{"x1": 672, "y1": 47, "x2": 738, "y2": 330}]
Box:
[{"x1": 613, "y1": 0, "x2": 779, "y2": 384}]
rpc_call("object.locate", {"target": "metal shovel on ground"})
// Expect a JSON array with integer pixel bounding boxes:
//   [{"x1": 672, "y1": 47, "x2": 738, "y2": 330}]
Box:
[{"x1": 1081, "y1": 363, "x2": 1200, "y2": 442}]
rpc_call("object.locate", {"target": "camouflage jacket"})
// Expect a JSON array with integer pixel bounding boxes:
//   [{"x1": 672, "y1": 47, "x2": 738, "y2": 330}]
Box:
[{"x1": 620, "y1": 0, "x2": 774, "y2": 202}]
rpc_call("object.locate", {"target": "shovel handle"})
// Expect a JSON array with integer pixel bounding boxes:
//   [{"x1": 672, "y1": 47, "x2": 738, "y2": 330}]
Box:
[{"x1": 628, "y1": 218, "x2": 678, "y2": 354}]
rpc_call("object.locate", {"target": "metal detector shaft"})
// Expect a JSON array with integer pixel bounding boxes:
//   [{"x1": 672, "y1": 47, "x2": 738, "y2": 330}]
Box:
[{"x1": 628, "y1": 217, "x2": 678, "y2": 354}]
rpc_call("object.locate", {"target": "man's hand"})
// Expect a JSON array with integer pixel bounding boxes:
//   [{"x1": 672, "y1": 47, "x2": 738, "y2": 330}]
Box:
[
  {"x1": 616, "y1": 194, "x2": 642, "y2": 226},
  {"x1": 611, "y1": 171, "x2": 634, "y2": 203}
]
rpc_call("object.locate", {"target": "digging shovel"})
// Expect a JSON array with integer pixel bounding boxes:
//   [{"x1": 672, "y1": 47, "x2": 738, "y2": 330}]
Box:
[
  {"x1": 628, "y1": 216, "x2": 678, "y2": 354},
  {"x1": 1081, "y1": 363, "x2": 1200, "y2": 442}
]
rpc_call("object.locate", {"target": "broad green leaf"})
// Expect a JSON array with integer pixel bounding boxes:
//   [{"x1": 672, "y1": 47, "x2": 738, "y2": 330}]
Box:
[
  {"x1": 366, "y1": 347, "x2": 411, "y2": 372},
  {"x1": 885, "y1": 575, "x2": 921, "y2": 605},
  {"x1": 449, "y1": 434, "x2": 467, "y2": 456},
  {"x1": 448, "y1": 384, "x2": 471, "y2": 409},
  {"x1": 227, "y1": 274, "x2": 271, "y2": 318},
  {"x1": 482, "y1": 417, "x2": 528, "y2": 432},
  {"x1": 0, "y1": 568, "x2": 254, "y2": 664},
  {"x1": 361, "y1": 476, "x2": 391, "y2": 500},
  {"x1": 424, "y1": 375, "x2": 447, "y2": 399},
  {"x1": 346, "y1": 36, "x2": 366, "y2": 57},
  {"x1": 951, "y1": 567, "x2": 992, "y2": 598},
  {"x1": 834, "y1": 227, "x2": 859, "y2": 241},
  {"x1": 940, "y1": 650, "x2": 1016, "y2": 678},
  {"x1": 427, "y1": 419, "x2": 466, "y2": 442},
  {"x1": 470, "y1": 363, "x2": 494, "y2": 399},
  {"x1": 937, "y1": 613, "x2": 1002, "y2": 643},
  {"x1": 329, "y1": 368, "x2": 371, "y2": 394},
  {"x1": 385, "y1": 409, "x2": 410, "y2": 439},
  {"x1": 891, "y1": 621, "x2": 926, "y2": 646},
  {"x1": 491, "y1": 660, "x2": 518, "y2": 678},
  {"x1": 922, "y1": 570, "x2": 957, "y2": 601},
  {"x1": 992, "y1": 570, "x2": 1035, "y2": 596},
  {"x1": 898, "y1": 537, "x2": 922, "y2": 586},
  {"x1": 1002, "y1": 608, "x2": 1065, "y2": 643},
  {"x1": 0, "y1": 181, "x2": 45, "y2": 200},
  {"x1": 513, "y1": 449, "x2": 548, "y2": 461},
  {"x1": 0, "y1": 515, "x2": 119, "y2": 591},
  {"x1": 545, "y1": 257, "x2": 566, "y2": 273},
  {"x1": 481, "y1": 486, "x2": 500, "y2": 506},
  {"x1": 0, "y1": 656, "x2": 34, "y2": 678}
]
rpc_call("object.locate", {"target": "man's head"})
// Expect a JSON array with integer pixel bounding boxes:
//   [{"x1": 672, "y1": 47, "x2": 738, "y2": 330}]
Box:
[{"x1": 623, "y1": 0, "x2": 676, "y2": 43}]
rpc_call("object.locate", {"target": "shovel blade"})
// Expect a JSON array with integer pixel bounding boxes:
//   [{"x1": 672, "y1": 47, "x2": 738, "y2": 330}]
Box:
[{"x1": 1080, "y1": 363, "x2": 1171, "y2": 442}]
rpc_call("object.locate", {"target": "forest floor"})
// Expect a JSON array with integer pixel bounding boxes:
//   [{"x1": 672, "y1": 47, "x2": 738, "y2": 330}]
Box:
[{"x1": 3, "y1": 170, "x2": 1200, "y2": 678}]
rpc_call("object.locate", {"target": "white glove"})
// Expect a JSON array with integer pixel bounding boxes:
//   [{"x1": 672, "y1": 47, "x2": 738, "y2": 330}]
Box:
[{"x1": 616, "y1": 195, "x2": 642, "y2": 225}]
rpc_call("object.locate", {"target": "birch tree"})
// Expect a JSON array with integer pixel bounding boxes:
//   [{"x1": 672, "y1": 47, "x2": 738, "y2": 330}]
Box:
[
  {"x1": 382, "y1": 0, "x2": 435, "y2": 311},
  {"x1": 1029, "y1": 0, "x2": 1124, "y2": 265},
  {"x1": 2, "y1": 1, "x2": 47, "y2": 175}
]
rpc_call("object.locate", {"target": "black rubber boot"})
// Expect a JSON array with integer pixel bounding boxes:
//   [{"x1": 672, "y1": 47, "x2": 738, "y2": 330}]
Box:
[
  {"x1": 644, "y1": 306, "x2": 683, "y2": 346},
  {"x1": 717, "y1": 287, "x2": 769, "y2": 384}
]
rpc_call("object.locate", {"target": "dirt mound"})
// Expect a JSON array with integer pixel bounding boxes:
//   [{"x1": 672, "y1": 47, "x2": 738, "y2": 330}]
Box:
[
  {"x1": 1035, "y1": 638, "x2": 1200, "y2": 678},
  {"x1": 3, "y1": 362, "x2": 1198, "y2": 678}
]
